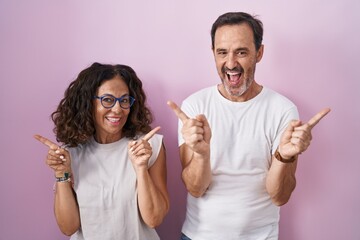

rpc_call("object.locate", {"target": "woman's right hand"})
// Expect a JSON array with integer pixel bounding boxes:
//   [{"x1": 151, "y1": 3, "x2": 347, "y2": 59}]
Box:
[{"x1": 34, "y1": 134, "x2": 72, "y2": 178}]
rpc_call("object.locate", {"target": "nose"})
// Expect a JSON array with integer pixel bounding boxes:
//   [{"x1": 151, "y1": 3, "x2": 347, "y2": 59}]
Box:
[
  {"x1": 111, "y1": 100, "x2": 123, "y2": 113},
  {"x1": 225, "y1": 53, "x2": 237, "y2": 70}
]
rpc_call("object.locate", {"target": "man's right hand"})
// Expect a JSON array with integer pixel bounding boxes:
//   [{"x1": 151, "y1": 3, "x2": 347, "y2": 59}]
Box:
[
  {"x1": 167, "y1": 101, "x2": 211, "y2": 156},
  {"x1": 167, "y1": 101, "x2": 212, "y2": 197}
]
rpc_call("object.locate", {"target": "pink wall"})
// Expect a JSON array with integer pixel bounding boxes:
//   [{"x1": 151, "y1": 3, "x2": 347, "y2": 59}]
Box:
[{"x1": 1, "y1": 1, "x2": 359, "y2": 239}]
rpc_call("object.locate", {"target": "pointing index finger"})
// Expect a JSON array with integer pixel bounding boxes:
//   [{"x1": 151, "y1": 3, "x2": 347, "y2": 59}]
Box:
[
  {"x1": 167, "y1": 100, "x2": 189, "y2": 123},
  {"x1": 34, "y1": 134, "x2": 59, "y2": 150},
  {"x1": 142, "y1": 126, "x2": 161, "y2": 141},
  {"x1": 307, "y1": 108, "x2": 331, "y2": 129}
]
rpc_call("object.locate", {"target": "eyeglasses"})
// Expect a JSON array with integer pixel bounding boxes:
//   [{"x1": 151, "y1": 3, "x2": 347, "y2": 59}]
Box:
[{"x1": 94, "y1": 94, "x2": 135, "y2": 109}]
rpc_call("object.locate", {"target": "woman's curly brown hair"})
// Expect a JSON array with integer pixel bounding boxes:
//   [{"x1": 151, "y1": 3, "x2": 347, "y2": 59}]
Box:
[{"x1": 51, "y1": 62, "x2": 153, "y2": 147}]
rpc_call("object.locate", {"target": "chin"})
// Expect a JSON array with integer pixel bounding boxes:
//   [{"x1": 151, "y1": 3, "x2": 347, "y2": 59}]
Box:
[{"x1": 226, "y1": 86, "x2": 247, "y2": 97}]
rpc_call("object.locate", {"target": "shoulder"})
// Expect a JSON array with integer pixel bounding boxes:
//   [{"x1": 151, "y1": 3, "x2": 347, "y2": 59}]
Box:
[
  {"x1": 262, "y1": 87, "x2": 297, "y2": 108},
  {"x1": 150, "y1": 134, "x2": 163, "y2": 145},
  {"x1": 146, "y1": 134, "x2": 164, "y2": 167},
  {"x1": 261, "y1": 87, "x2": 299, "y2": 119},
  {"x1": 263, "y1": 87, "x2": 294, "y2": 103},
  {"x1": 66, "y1": 138, "x2": 99, "y2": 158},
  {"x1": 66, "y1": 142, "x2": 85, "y2": 154},
  {"x1": 137, "y1": 133, "x2": 163, "y2": 146},
  {"x1": 181, "y1": 86, "x2": 216, "y2": 114}
]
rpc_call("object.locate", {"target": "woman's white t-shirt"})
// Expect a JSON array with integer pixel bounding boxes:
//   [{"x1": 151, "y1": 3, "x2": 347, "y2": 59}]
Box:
[{"x1": 69, "y1": 134, "x2": 163, "y2": 240}]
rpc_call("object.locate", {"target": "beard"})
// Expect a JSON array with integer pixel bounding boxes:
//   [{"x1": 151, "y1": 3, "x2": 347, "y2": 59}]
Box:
[
  {"x1": 222, "y1": 77, "x2": 253, "y2": 97},
  {"x1": 221, "y1": 65, "x2": 255, "y2": 97}
]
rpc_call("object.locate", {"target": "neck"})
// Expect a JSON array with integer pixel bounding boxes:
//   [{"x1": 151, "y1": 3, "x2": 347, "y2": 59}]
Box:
[
  {"x1": 218, "y1": 81, "x2": 263, "y2": 102},
  {"x1": 94, "y1": 133, "x2": 122, "y2": 144}
]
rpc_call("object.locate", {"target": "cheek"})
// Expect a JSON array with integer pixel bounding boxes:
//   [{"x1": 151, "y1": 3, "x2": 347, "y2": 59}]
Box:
[
  {"x1": 249, "y1": 64, "x2": 257, "y2": 73},
  {"x1": 93, "y1": 113, "x2": 103, "y2": 128},
  {"x1": 215, "y1": 61, "x2": 225, "y2": 73},
  {"x1": 93, "y1": 107, "x2": 106, "y2": 122},
  {"x1": 123, "y1": 110, "x2": 131, "y2": 120},
  {"x1": 243, "y1": 60, "x2": 256, "y2": 73},
  {"x1": 214, "y1": 57, "x2": 223, "y2": 66},
  {"x1": 93, "y1": 103, "x2": 103, "y2": 114},
  {"x1": 94, "y1": 106, "x2": 103, "y2": 115}
]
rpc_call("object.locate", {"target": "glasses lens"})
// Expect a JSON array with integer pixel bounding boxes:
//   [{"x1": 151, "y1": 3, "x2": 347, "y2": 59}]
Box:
[
  {"x1": 101, "y1": 95, "x2": 115, "y2": 108},
  {"x1": 120, "y1": 96, "x2": 133, "y2": 109}
]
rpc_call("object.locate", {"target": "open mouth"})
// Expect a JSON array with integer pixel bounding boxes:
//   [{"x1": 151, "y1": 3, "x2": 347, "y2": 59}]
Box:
[
  {"x1": 226, "y1": 71, "x2": 242, "y2": 86},
  {"x1": 106, "y1": 117, "x2": 120, "y2": 123}
]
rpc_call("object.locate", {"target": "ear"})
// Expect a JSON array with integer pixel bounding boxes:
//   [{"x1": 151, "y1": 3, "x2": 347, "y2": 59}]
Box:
[{"x1": 256, "y1": 44, "x2": 264, "y2": 63}]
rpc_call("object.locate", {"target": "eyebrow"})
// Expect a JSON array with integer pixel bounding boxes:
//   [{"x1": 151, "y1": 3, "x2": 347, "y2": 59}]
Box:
[
  {"x1": 236, "y1": 47, "x2": 249, "y2": 51},
  {"x1": 216, "y1": 48, "x2": 227, "y2": 52},
  {"x1": 216, "y1": 47, "x2": 249, "y2": 53},
  {"x1": 101, "y1": 93, "x2": 130, "y2": 98}
]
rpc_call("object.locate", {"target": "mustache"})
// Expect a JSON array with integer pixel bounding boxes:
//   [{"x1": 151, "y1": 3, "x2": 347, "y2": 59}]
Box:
[{"x1": 222, "y1": 66, "x2": 243, "y2": 73}]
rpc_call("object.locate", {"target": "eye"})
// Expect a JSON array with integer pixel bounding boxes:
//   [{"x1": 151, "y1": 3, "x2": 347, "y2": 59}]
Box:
[
  {"x1": 217, "y1": 51, "x2": 227, "y2": 56},
  {"x1": 237, "y1": 50, "x2": 247, "y2": 57},
  {"x1": 102, "y1": 96, "x2": 115, "y2": 105},
  {"x1": 120, "y1": 97, "x2": 130, "y2": 103}
]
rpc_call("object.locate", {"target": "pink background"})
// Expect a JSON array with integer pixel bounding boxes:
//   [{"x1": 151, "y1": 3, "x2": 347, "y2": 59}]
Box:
[{"x1": 1, "y1": 0, "x2": 359, "y2": 239}]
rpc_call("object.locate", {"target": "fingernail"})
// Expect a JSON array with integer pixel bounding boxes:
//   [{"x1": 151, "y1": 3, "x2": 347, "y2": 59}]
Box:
[
  {"x1": 60, "y1": 155, "x2": 64, "y2": 159},
  {"x1": 55, "y1": 150, "x2": 60, "y2": 154}
]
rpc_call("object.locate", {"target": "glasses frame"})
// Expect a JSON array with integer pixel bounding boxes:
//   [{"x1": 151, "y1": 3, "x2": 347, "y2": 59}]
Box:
[{"x1": 94, "y1": 94, "x2": 135, "y2": 109}]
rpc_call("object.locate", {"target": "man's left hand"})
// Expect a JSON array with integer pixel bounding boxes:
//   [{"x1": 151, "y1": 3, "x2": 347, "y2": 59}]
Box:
[{"x1": 278, "y1": 108, "x2": 331, "y2": 160}]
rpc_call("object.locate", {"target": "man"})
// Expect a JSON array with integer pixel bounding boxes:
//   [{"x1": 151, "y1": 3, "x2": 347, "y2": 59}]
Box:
[{"x1": 168, "y1": 12, "x2": 330, "y2": 239}]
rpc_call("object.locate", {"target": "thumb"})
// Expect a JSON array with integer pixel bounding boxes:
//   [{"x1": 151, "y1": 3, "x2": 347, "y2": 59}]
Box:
[
  {"x1": 196, "y1": 114, "x2": 212, "y2": 143},
  {"x1": 281, "y1": 120, "x2": 301, "y2": 144}
]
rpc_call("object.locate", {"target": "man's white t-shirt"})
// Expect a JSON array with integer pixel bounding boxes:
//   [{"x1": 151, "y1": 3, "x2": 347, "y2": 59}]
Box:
[{"x1": 179, "y1": 86, "x2": 298, "y2": 240}]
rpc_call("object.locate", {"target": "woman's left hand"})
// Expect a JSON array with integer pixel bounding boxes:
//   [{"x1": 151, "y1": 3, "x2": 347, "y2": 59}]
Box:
[{"x1": 128, "y1": 127, "x2": 160, "y2": 171}]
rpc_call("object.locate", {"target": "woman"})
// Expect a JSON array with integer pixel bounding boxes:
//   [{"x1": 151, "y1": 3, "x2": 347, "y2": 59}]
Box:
[{"x1": 35, "y1": 62, "x2": 169, "y2": 239}]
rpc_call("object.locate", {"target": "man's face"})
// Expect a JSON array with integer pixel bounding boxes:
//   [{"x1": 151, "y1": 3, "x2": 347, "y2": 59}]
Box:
[{"x1": 213, "y1": 23, "x2": 263, "y2": 101}]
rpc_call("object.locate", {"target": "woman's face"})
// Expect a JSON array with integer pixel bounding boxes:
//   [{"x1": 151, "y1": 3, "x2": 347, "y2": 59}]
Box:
[{"x1": 93, "y1": 76, "x2": 131, "y2": 144}]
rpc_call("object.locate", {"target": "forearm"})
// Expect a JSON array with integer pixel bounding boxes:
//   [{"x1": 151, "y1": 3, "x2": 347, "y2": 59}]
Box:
[
  {"x1": 54, "y1": 182, "x2": 80, "y2": 236},
  {"x1": 266, "y1": 156, "x2": 297, "y2": 206},
  {"x1": 136, "y1": 169, "x2": 169, "y2": 228},
  {"x1": 182, "y1": 151, "x2": 212, "y2": 198}
]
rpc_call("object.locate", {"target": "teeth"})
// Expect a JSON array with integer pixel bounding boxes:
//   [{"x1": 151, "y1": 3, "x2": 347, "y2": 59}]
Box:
[
  {"x1": 227, "y1": 72, "x2": 240, "y2": 76},
  {"x1": 107, "y1": 117, "x2": 120, "y2": 123}
]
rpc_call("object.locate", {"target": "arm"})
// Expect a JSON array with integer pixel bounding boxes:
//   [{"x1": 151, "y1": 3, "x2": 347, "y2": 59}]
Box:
[
  {"x1": 167, "y1": 101, "x2": 212, "y2": 198},
  {"x1": 136, "y1": 144, "x2": 170, "y2": 228},
  {"x1": 179, "y1": 142, "x2": 211, "y2": 198},
  {"x1": 128, "y1": 128, "x2": 169, "y2": 228},
  {"x1": 49, "y1": 148, "x2": 81, "y2": 235},
  {"x1": 54, "y1": 179, "x2": 81, "y2": 235},
  {"x1": 266, "y1": 155, "x2": 298, "y2": 206},
  {"x1": 266, "y1": 108, "x2": 330, "y2": 205},
  {"x1": 34, "y1": 135, "x2": 80, "y2": 235}
]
